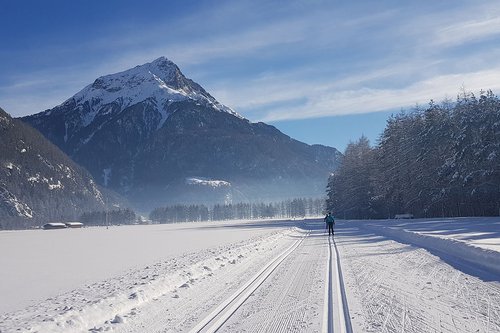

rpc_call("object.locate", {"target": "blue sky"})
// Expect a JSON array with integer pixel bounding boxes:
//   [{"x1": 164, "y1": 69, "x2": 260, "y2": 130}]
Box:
[{"x1": 2, "y1": 0, "x2": 500, "y2": 151}]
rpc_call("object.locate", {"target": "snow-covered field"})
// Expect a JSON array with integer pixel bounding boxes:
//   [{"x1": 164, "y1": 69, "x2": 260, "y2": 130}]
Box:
[
  {"x1": 0, "y1": 220, "x2": 290, "y2": 314},
  {"x1": 1, "y1": 217, "x2": 499, "y2": 332},
  {"x1": 340, "y1": 217, "x2": 500, "y2": 332}
]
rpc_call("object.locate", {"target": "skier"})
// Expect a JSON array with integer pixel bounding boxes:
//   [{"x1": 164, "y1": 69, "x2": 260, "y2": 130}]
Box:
[{"x1": 324, "y1": 212, "x2": 335, "y2": 236}]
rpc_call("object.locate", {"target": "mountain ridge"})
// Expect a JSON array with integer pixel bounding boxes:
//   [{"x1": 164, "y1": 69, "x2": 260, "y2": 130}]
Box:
[
  {"x1": 21, "y1": 57, "x2": 342, "y2": 210},
  {"x1": 0, "y1": 107, "x2": 122, "y2": 228}
]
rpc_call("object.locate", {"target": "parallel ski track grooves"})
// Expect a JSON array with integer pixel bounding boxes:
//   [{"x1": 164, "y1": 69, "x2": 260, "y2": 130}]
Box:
[
  {"x1": 323, "y1": 235, "x2": 334, "y2": 333},
  {"x1": 189, "y1": 232, "x2": 308, "y2": 333},
  {"x1": 323, "y1": 235, "x2": 353, "y2": 333},
  {"x1": 333, "y1": 237, "x2": 353, "y2": 333}
]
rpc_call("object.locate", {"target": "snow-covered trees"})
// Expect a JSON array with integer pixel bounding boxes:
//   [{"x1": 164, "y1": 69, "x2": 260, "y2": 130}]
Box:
[
  {"x1": 326, "y1": 90, "x2": 500, "y2": 218},
  {"x1": 326, "y1": 136, "x2": 375, "y2": 219}
]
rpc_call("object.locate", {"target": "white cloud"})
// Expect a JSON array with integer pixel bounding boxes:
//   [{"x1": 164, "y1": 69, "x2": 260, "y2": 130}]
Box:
[
  {"x1": 255, "y1": 68, "x2": 500, "y2": 122},
  {"x1": 434, "y1": 16, "x2": 500, "y2": 48},
  {"x1": 3, "y1": 0, "x2": 500, "y2": 122}
]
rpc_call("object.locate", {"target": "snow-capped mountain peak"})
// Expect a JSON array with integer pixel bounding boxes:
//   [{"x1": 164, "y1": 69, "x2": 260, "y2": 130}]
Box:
[{"x1": 67, "y1": 56, "x2": 241, "y2": 127}]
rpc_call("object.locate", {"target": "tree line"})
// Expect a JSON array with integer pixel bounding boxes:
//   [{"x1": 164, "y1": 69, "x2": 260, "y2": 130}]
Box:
[
  {"x1": 149, "y1": 198, "x2": 326, "y2": 223},
  {"x1": 327, "y1": 90, "x2": 500, "y2": 219},
  {"x1": 79, "y1": 208, "x2": 137, "y2": 226}
]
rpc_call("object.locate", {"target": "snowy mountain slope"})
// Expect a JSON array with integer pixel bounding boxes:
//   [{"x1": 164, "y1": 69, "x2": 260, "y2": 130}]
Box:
[
  {"x1": 0, "y1": 107, "x2": 119, "y2": 227},
  {"x1": 1, "y1": 217, "x2": 499, "y2": 332},
  {"x1": 186, "y1": 177, "x2": 231, "y2": 188},
  {"x1": 21, "y1": 57, "x2": 240, "y2": 164},
  {"x1": 21, "y1": 57, "x2": 342, "y2": 210},
  {"x1": 73, "y1": 56, "x2": 239, "y2": 122}
]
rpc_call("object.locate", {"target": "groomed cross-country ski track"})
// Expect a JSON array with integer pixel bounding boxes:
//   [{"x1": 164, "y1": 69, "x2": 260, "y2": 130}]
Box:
[
  {"x1": 1, "y1": 217, "x2": 499, "y2": 332},
  {"x1": 189, "y1": 227, "x2": 352, "y2": 333}
]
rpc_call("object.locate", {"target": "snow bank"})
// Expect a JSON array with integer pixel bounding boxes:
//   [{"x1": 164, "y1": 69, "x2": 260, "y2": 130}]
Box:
[
  {"x1": 361, "y1": 220, "x2": 500, "y2": 276},
  {"x1": 338, "y1": 219, "x2": 500, "y2": 333}
]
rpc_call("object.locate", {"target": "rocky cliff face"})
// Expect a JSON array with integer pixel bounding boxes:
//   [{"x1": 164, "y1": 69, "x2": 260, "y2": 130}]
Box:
[{"x1": 22, "y1": 57, "x2": 342, "y2": 210}]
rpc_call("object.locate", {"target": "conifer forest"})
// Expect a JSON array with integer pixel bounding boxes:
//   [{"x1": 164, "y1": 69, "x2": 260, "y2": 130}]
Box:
[{"x1": 327, "y1": 90, "x2": 500, "y2": 219}]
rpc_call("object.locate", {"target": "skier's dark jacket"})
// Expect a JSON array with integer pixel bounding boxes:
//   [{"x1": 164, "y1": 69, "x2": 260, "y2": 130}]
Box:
[{"x1": 325, "y1": 215, "x2": 335, "y2": 224}]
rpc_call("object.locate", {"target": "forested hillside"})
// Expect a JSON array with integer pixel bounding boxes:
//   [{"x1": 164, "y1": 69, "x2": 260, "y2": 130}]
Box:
[
  {"x1": 327, "y1": 90, "x2": 500, "y2": 219},
  {"x1": 0, "y1": 107, "x2": 119, "y2": 229}
]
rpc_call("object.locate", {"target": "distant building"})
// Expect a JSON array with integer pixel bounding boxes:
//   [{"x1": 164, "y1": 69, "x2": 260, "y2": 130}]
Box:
[
  {"x1": 395, "y1": 213, "x2": 414, "y2": 219},
  {"x1": 65, "y1": 222, "x2": 83, "y2": 228},
  {"x1": 42, "y1": 223, "x2": 67, "y2": 230}
]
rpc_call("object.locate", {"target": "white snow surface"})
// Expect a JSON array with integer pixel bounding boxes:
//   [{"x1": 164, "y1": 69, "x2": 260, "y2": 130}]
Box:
[
  {"x1": 0, "y1": 220, "x2": 287, "y2": 314},
  {"x1": 185, "y1": 177, "x2": 231, "y2": 188},
  {"x1": 339, "y1": 217, "x2": 500, "y2": 332},
  {"x1": 1, "y1": 217, "x2": 499, "y2": 332},
  {"x1": 359, "y1": 218, "x2": 500, "y2": 276}
]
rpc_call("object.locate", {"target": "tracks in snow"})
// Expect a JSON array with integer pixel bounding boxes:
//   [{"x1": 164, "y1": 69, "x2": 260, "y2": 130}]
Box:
[
  {"x1": 323, "y1": 235, "x2": 353, "y2": 333},
  {"x1": 339, "y1": 225, "x2": 500, "y2": 332},
  {"x1": 189, "y1": 232, "x2": 308, "y2": 333},
  {"x1": 189, "y1": 226, "x2": 353, "y2": 333}
]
